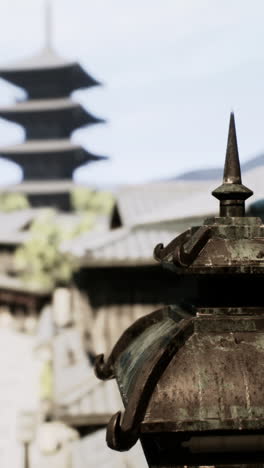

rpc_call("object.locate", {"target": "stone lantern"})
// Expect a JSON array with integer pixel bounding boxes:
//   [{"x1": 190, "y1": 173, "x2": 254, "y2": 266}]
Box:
[{"x1": 95, "y1": 114, "x2": 264, "y2": 467}]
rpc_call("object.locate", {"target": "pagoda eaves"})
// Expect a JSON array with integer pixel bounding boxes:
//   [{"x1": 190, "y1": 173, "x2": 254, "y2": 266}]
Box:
[
  {"x1": 0, "y1": 140, "x2": 106, "y2": 181},
  {"x1": 0, "y1": 48, "x2": 100, "y2": 99},
  {"x1": 0, "y1": 98, "x2": 104, "y2": 140}
]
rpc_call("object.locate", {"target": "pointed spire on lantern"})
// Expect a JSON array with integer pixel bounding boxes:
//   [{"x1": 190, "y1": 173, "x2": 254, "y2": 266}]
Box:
[
  {"x1": 212, "y1": 113, "x2": 253, "y2": 217},
  {"x1": 223, "y1": 112, "x2": 241, "y2": 184}
]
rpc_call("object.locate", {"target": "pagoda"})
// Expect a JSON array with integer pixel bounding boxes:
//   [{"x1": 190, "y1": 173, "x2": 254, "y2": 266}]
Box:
[{"x1": 0, "y1": 1, "x2": 106, "y2": 211}]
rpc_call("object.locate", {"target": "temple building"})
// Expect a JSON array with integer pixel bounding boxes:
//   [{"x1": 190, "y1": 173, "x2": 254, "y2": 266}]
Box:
[{"x1": 0, "y1": 5, "x2": 106, "y2": 211}]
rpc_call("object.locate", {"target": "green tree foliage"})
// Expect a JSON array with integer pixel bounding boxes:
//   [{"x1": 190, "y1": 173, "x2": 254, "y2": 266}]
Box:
[
  {"x1": 15, "y1": 210, "x2": 77, "y2": 290},
  {"x1": 0, "y1": 192, "x2": 29, "y2": 212},
  {"x1": 15, "y1": 189, "x2": 115, "y2": 290},
  {"x1": 71, "y1": 212, "x2": 95, "y2": 238},
  {"x1": 71, "y1": 187, "x2": 114, "y2": 214}
]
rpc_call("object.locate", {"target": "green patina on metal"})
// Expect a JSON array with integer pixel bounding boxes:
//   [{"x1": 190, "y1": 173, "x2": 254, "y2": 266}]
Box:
[
  {"x1": 95, "y1": 113, "x2": 264, "y2": 467},
  {"x1": 115, "y1": 315, "x2": 178, "y2": 404},
  {"x1": 115, "y1": 305, "x2": 193, "y2": 405}
]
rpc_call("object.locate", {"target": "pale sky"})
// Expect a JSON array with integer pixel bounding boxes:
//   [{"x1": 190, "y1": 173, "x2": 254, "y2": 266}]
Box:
[{"x1": 0, "y1": 0, "x2": 264, "y2": 186}]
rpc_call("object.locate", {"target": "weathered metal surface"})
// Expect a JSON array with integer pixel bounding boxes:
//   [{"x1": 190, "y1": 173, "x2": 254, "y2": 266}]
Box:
[
  {"x1": 155, "y1": 216, "x2": 264, "y2": 274},
  {"x1": 173, "y1": 226, "x2": 211, "y2": 268},
  {"x1": 114, "y1": 311, "x2": 192, "y2": 406},
  {"x1": 95, "y1": 114, "x2": 264, "y2": 467},
  {"x1": 105, "y1": 307, "x2": 194, "y2": 450},
  {"x1": 143, "y1": 315, "x2": 264, "y2": 432}
]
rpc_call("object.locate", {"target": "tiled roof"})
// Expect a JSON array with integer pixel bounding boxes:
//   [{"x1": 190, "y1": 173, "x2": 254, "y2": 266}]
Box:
[
  {"x1": 114, "y1": 165, "x2": 264, "y2": 226},
  {"x1": 64, "y1": 219, "x2": 199, "y2": 266},
  {"x1": 64, "y1": 166, "x2": 264, "y2": 267},
  {"x1": 113, "y1": 179, "x2": 215, "y2": 226},
  {"x1": 134, "y1": 190, "x2": 217, "y2": 225}
]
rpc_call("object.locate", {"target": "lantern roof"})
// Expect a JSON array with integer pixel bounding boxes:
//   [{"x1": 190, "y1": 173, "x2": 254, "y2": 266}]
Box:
[{"x1": 154, "y1": 113, "x2": 264, "y2": 277}]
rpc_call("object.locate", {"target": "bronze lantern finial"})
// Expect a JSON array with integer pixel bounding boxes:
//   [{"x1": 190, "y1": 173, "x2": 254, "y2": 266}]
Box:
[
  {"x1": 212, "y1": 112, "x2": 253, "y2": 217},
  {"x1": 223, "y1": 111, "x2": 241, "y2": 184}
]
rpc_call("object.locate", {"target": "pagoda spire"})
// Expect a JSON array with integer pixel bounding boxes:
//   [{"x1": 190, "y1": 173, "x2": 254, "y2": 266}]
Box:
[
  {"x1": 212, "y1": 112, "x2": 253, "y2": 217},
  {"x1": 45, "y1": 0, "x2": 52, "y2": 50}
]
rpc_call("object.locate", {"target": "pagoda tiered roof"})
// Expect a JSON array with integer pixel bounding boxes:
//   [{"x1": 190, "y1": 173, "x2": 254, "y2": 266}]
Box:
[
  {"x1": 0, "y1": 23, "x2": 106, "y2": 211},
  {"x1": 0, "y1": 98, "x2": 104, "y2": 139},
  {"x1": 0, "y1": 47, "x2": 100, "y2": 99},
  {"x1": 0, "y1": 139, "x2": 106, "y2": 180}
]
